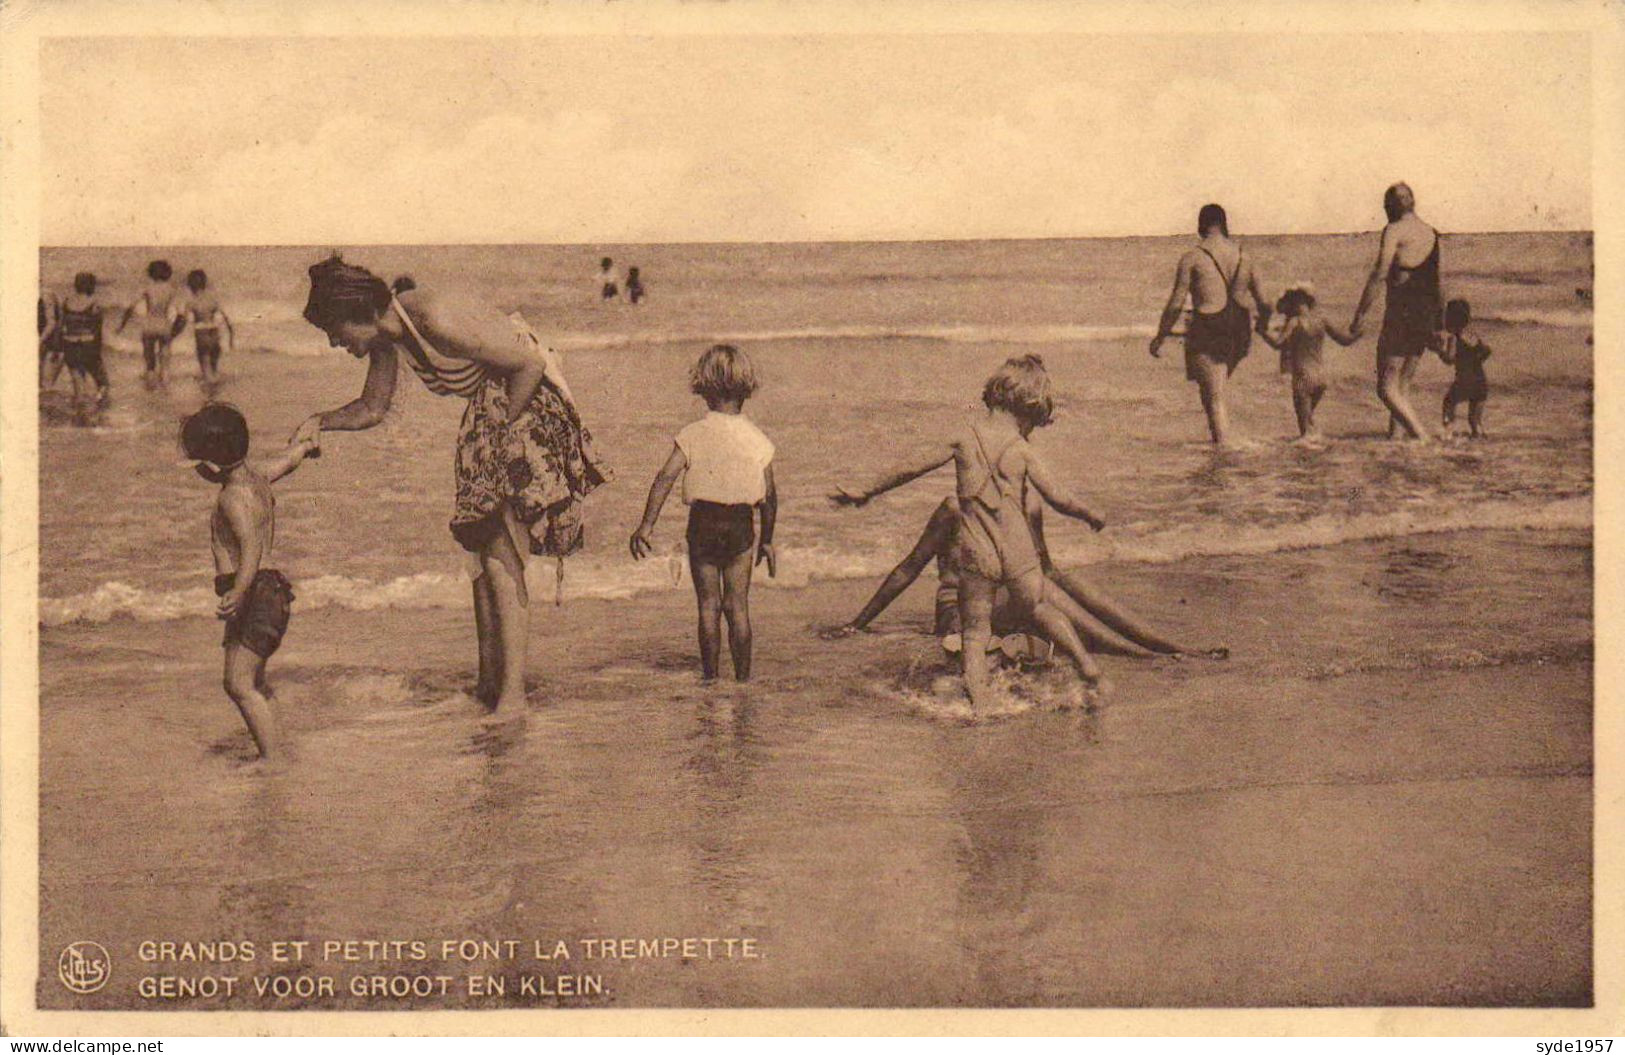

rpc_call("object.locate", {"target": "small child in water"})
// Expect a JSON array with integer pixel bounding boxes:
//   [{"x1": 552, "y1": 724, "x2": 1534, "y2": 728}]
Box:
[
  {"x1": 1257, "y1": 282, "x2": 1356, "y2": 440},
  {"x1": 57, "y1": 272, "x2": 111, "y2": 423},
  {"x1": 1438, "y1": 298, "x2": 1491, "y2": 438},
  {"x1": 118, "y1": 259, "x2": 185, "y2": 389},
  {"x1": 184, "y1": 269, "x2": 235, "y2": 390},
  {"x1": 182, "y1": 403, "x2": 319, "y2": 759},
  {"x1": 626, "y1": 266, "x2": 645, "y2": 305},
  {"x1": 630, "y1": 344, "x2": 778, "y2": 681}
]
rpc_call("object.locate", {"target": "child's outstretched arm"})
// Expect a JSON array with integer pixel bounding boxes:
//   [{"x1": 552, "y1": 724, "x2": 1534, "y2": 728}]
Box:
[
  {"x1": 630, "y1": 444, "x2": 686, "y2": 559},
  {"x1": 1325, "y1": 319, "x2": 1359, "y2": 347},
  {"x1": 756, "y1": 464, "x2": 778, "y2": 578},
  {"x1": 217, "y1": 491, "x2": 265, "y2": 620},
  {"x1": 1024, "y1": 447, "x2": 1105, "y2": 531},
  {"x1": 116, "y1": 300, "x2": 138, "y2": 334},
  {"x1": 255, "y1": 437, "x2": 319, "y2": 483},
  {"x1": 830, "y1": 452, "x2": 952, "y2": 507}
]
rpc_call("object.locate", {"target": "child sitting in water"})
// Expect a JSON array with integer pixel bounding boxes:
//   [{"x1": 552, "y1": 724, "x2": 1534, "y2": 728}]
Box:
[
  {"x1": 1439, "y1": 298, "x2": 1491, "y2": 438},
  {"x1": 630, "y1": 344, "x2": 778, "y2": 681},
  {"x1": 837, "y1": 355, "x2": 1110, "y2": 708},
  {"x1": 182, "y1": 403, "x2": 319, "y2": 759},
  {"x1": 1256, "y1": 282, "x2": 1356, "y2": 440}
]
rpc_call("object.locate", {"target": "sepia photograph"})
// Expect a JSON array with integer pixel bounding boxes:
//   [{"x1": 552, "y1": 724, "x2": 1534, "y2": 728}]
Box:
[{"x1": 1, "y1": 0, "x2": 1620, "y2": 1037}]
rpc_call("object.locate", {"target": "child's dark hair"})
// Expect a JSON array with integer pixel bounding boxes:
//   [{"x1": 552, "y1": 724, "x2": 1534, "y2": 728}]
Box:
[
  {"x1": 147, "y1": 259, "x2": 173, "y2": 282},
  {"x1": 1445, "y1": 298, "x2": 1471, "y2": 330},
  {"x1": 601, "y1": 257, "x2": 613, "y2": 270},
  {"x1": 690, "y1": 344, "x2": 758, "y2": 404},
  {"x1": 982, "y1": 354, "x2": 1055, "y2": 428},
  {"x1": 73, "y1": 272, "x2": 96, "y2": 295},
  {"x1": 181, "y1": 402, "x2": 250, "y2": 468},
  {"x1": 186, "y1": 269, "x2": 208, "y2": 292},
  {"x1": 1278, "y1": 287, "x2": 1316, "y2": 314}
]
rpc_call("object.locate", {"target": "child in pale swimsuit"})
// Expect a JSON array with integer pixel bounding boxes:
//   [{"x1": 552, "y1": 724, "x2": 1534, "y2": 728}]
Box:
[
  {"x1": 182, "y1": 403, "x2": 319, "y2": 760},
  {"x1": 838, "y1": 355, "x2": 1109, "y2": 708},
  {"x1": 118, "y1": 259, "x2": 185, "y2": 388},
  {"x1": 184, "y1": 269, "x2": 235, "y2": 388},
  {"x1": 631, "y1": 344, "x2": 778, "y2": 681},
  {"x1": 1257, "y1": 282, "x2": 1356, "y2": 440}
]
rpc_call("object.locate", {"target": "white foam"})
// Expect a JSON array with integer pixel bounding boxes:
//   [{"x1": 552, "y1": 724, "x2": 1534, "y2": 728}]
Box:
[{"x1": 39, "y1": 496, "x2": 1590, "y2": 628}]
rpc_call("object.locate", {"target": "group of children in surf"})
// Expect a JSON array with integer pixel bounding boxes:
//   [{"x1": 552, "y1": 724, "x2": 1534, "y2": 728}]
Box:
[{"x1": 39, "y1": 259, "x2": 236, "y2": 423}]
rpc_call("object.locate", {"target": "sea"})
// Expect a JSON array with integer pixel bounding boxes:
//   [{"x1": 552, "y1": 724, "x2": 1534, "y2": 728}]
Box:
[{"x1": 36, "y1": 232, "x2": 1593, "y2": 1007}]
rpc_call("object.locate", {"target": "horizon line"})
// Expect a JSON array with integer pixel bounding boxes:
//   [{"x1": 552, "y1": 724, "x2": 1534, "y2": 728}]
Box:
[{"x1": 39, "y1": 227, "x2": 1594, "y2": 251}]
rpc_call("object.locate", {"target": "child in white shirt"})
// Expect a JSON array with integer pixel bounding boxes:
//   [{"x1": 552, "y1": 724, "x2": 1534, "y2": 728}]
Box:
[{"x1": 631, "y1": 344, "x2": 777, "y2": 680}]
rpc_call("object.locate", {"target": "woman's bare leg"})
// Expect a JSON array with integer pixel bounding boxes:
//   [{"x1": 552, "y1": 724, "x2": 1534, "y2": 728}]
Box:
[
  {"x1": 840, "y1": 501, "x2": 956, "y2": 632},
  {"x1": 1378, "y1": 354, "x2": 1428, "y2": 440},
  {"x1": 478, "y1": 510, "x2": 530, "y2": 714},
  {"x1": 1039, "y1": 582, "x2": 1154, "y2": 657},
  {"x1": 471, "y1": 574, "x2": 501, "y2": 703},
  {"x1": 1047, "y1": 566, "x2": 1220, "y2": 656},
  {"x1": 1194, "y1": 357, "x2": 1231, "y2": 445}
]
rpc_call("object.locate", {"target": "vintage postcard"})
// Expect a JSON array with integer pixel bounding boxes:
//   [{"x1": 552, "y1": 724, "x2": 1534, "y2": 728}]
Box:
[{"x1": 1, "y1": 0, "x2": 1620, "y2": 1038}]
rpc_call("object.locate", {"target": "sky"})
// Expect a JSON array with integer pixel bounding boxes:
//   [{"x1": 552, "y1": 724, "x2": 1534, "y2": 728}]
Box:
[{"x1": 39, "y1": 32, "x2": 1593, "y2": 245}]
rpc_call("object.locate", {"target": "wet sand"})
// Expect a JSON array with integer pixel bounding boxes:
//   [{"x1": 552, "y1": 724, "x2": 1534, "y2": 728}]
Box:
[{"x1": 39, "y1": 529, "x2": 1591, "y2": 1008}]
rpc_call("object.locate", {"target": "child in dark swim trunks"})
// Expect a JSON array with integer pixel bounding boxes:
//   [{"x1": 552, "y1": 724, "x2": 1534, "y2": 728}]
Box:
[
  {"x1": 57, "y1": 272, "x2": 111, "y2": 423},
  {"x1": 1439, "y1": 298, "x2": 1491, "y2": 438},
  {"x1": 1257, "y1": 282, "x2": 1357, "y2": 440},
  {"x1": 182, "y1": 403, "x2": 319, "y2": 759},
  {"x1": 630, "y1": 344, "x2": 778, "y2": 681}
]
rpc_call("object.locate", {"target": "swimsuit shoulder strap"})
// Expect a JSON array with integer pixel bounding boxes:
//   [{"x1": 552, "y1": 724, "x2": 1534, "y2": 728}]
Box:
[
  {"x1": 1197, "y1": 244, "x2": 1241, "y2": 294},
  {"x1": 389, "y1": 294, "x2": 489, "y2": 397},
  {"x1": 969, "y1": 423, "x2": 1023, "y2": 503}
]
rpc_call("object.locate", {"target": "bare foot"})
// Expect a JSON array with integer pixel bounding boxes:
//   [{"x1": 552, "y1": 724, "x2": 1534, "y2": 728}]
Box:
[
  {"x1": 818, "y1": 623, "x2": 866, "y2": 641},
  {"x1": 1204, "y1": 646, "x2": 1230, "y2": 660}
]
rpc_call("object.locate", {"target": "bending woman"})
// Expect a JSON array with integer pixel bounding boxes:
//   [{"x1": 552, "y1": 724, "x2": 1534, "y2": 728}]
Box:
[{"x1": 293, "y1": 256, "x2": 610, "y2": 713}]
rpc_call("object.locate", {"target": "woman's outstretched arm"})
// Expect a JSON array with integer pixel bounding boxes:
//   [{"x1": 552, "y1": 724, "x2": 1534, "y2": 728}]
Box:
[
  {"x1": 831, "y1": 452, "x2": 953, "y2": 507},
  {"x1": 292, "y1": 343, "x2": 399, "y2": 445}
]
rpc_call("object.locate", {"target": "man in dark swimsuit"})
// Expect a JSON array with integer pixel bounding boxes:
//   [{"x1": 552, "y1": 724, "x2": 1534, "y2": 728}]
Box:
[
  {"x1": 1350, "y1": 182, "x2": 1441, "y2": 440},
  {"x1": 1149, "y1": 203, "x2": 1271, "y2": 445}
]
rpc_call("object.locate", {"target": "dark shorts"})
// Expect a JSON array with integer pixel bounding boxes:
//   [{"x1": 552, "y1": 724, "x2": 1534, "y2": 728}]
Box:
[
  {"x1": 601, "y1": 282, "x2": 619, "y2": 300},
  {"x1": 686, "y1": 501, "x2": 756, "y2": 564},
  {"x1": 1185, "y1": 307, "x2": 1251, "y2": 381},
  {"x1": 217, "y1": 569, "x2": 295, "y2": 659},
  {"x1": 62, "y1": 341, "x2": 107, "y2": 385},
  {"x1": 195, "y1": 329, "x2": 222, "y2": 365},
  {"x1": 1446, "y1": 379, "x2": 1489, "y2": 405},
  {"x1": 1376, "y1": 308, "x2": 1437, "y2": 365}
]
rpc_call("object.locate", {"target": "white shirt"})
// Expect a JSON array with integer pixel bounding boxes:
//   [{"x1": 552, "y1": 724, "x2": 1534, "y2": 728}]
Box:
[{"x1": 675, "y1": 411, "x2": 774, "y2": 505}]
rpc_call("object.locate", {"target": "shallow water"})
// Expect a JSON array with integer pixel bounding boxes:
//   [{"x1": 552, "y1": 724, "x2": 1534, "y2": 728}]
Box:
[{"x1": 37, "y1": 234, "x2": 1593, "y2": 1007}]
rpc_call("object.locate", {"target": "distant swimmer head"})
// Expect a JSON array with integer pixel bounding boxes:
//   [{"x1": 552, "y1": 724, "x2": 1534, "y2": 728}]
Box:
[
  {"x1": 303, "y1": 254, "x2": 392, "y2": 356},
  {"x1": 147, "y1": 259, "x2": 173, "y2": 282},
  {"x1": 181, "y1": 402, "x2": 250, "y2": 481},
  {"x1": 690, "y1": 344, "x2": 759, "y2": 408},
  {"x1": 983, "y1": 353, "x2": 1055, "y2": 432},
  {"x1": 1197, "y1": 203, "x2": 1229, "y2": 238},
  {"x1": 1383, "y1": 182, "x2": 1415, "y2": 223},
  {"x1": 186, "y1": 269, "x2": 208, "y2": 292},
  {"x1": 73, "y1": 272, "x2": 96, "y2": 295},
  {"x1": 1444, "y1": 298, "x2": 1471, "y2": 333}
]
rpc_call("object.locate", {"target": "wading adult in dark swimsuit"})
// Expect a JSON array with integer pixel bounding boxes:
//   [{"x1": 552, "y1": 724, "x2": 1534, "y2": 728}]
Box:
[
  {"x1": 1149, "y1": 204, "x2": 1272, "y2": 445},
  {"x1": 1349, "y1": 182, "x2": 1441, "y2": 440}
]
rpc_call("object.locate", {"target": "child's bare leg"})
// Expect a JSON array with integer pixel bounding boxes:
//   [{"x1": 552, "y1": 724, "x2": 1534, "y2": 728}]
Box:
[
  {"x1": 1442, "y1": 393, "x2": 1456, "y2": 427},
  {"x1": 1468, "y1": 400, "x2": 1485, "y2": 438},
  {"x1": 689, "y1": 555, "x2": 725, "y2": 680},
  {"x1": 719, "y1": 548, "x2": 756, "y2": 681},
  {"x1": 1014, "y1": 572, "x2": 1105, "y2": 686},
  {"x1": 958, "y1": 572, "x2": 997, "y2": 707},
  {"x1": 1305, "y1": 387, "x2": 1325, "y2": 437},
  {"x1": 1292, "y1": 382, "x2": 1314, "y2": 437},
  {"x1": 224, "y1": 645, "x2": 280, "y2": 759},
  {"x1": 471, "y1": 573, "x2": 502, "y2": 703}
]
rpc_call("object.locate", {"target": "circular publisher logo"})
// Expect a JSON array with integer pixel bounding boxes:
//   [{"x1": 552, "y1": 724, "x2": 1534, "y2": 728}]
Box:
[{"x1": 58, "y1": 941, "x2": 111, "y2": 994}]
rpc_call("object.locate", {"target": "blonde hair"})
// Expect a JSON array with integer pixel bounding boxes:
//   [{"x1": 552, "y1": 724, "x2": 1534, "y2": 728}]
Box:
[
  {"x1": 689, "y1": 344, "x2": 759, "y2": 404},
  {"x1": 982, "y1": 354, "x2": 1055, "y2": 428}
]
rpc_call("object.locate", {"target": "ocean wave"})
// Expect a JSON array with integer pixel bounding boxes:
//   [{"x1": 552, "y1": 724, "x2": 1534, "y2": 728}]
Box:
[
  {"x1": 1478, "y1": 307, "x2": 1592, "y2": 328},
  {"x1": 38, "y1": 496, "x2": 1590, "y2": 627}
]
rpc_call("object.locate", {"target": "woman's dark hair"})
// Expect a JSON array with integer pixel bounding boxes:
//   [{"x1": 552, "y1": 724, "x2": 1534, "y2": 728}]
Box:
[
  {"x1": 982, "y1": 354, "x2": 1056, "y2": 429},
  {"x1": 186, "y1": 269, "x2": 208, "y2": 292},
  {"x1": 73, "y1": 272, "x2": 96, "y2": 295},
  {"x1": 181, "y1": 402, "x2": 250, "y2": 467},
  {"x1": 147, "y1": 259, "x2": 173, "y2": 282},
  {"x1": 1198, "y1": 203, "x2": 1229, "y2": 237},
  {"x1": 303, "y1": 254, "x2": 392, "y2": 330}
]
